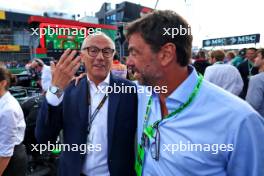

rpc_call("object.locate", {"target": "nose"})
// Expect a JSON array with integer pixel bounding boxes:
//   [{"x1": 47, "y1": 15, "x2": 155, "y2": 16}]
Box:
[
  {"x1": 95, "y1": 50, "x2": 104, "y2": 61},
  {"x1": 126, "y1": 56, "x2": 135, "y2": 68}
]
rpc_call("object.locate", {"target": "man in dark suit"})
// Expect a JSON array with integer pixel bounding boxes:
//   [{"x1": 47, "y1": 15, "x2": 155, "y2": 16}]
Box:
[
  {"x1": 237, "y1": 48, "x2": 258, "y2": 99},
  {"x1": 192, "y1": 50, "x2": 211, "y2": 75},
  {"x1": 35, "y1": 33, "x2": 137, "y2": 176}
]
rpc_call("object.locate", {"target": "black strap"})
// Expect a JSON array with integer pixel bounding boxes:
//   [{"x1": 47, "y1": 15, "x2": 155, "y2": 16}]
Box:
[
  {"x1": 87, "y1": 82, "x2": 108, "y2": 133},
  {"x1": 89, "y1": 94, "x2": 108, "y2": 123}
]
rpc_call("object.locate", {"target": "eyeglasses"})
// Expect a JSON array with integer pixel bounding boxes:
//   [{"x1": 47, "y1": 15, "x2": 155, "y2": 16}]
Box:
[
  {"x1": 150, "y1": 124, "x2": 160, "y2": 161},
  {"x1": 82, "y1": 46, "x2": 115, "y2": 58}
]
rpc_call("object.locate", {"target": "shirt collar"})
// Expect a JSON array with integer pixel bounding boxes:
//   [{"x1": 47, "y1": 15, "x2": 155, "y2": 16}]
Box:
[
  {"x1": 165, "y1": 65, "x2": 199, "y2": 104},
  {"x1": 0, "y1": 91, "x2": 10, "y2": 107},
  {"x1": 214, "y1": 61, "x2": 224, "y2": 65},
  {"x1": 87, "y1": 72, "x2": 110, "y2": 86}
]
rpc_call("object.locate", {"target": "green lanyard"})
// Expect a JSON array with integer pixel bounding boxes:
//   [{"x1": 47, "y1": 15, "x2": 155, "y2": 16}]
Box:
[
  {"x1": 248, "y1": 61, "x2": 254, "y2": 77},
  {"x1": 135, "y1": 75, "x2": 203, "y2": 176}
]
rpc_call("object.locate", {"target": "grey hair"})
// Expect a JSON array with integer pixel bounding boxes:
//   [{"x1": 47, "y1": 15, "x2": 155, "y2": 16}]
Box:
[{"x1": 81, "y1": 32, "x2": 115, "y2": 50}]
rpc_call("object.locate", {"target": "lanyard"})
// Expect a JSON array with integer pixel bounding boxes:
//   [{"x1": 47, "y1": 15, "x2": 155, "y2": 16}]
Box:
[
  {"x1": 248, "y1": 61, "x2": 254, "y2": 77},
  {"x1": 135, "y1": 75, "x2": 203, "y2": 176},
  {"x1": 87, "y1": 82, "x2": 108, "y2": 134},
  {"x1": 143, "y1": 74, "x2": 203, "y2": 139}
]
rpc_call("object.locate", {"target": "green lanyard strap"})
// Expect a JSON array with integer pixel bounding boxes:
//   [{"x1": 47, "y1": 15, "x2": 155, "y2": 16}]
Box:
[
  {"x1": 135, "y1": 75, "x2": 203, "y2": 176},
  {"x1": 143, "y1": 75, "x2": 203, "y2": 139},
  {"x1": 248, "y1": 61, "x2": 254, "y2": 77}
]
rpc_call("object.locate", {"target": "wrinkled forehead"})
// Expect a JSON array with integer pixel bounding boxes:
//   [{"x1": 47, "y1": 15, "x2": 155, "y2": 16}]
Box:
[{"x1": 82, "y1": 34, "x2": 115, "y2": 49}]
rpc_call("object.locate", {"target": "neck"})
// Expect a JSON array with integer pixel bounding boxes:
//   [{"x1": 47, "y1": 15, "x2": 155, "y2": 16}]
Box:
[
  {"x1": 0, "y1": 89, "x2": 6, "y2": 97},
  {"x1": 259, "y1": 65, "x2": 264, "y2": 73},
  {"x1": 215, "y1": 60, "x2": 224, "y2": 63},
  {"x1": 156, "y1": 66, "x2": 189, "y2": 99},
  {"x1": 248, "y1": 59, "x2": 254, "y2": 64},
  {"x1": 87, "y1": 73, "x2": 106, "y2": 86}
]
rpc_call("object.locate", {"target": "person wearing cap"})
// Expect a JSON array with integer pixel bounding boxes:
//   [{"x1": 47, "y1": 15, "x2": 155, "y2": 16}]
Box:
[{"x1": 231, "y1": 48, "x2": 246, "y2": 67}]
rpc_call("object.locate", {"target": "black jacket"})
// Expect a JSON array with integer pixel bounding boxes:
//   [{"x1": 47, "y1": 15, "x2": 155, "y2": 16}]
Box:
[{"x1": 237, "y1": 60, "x2": 258, "y2": 99}]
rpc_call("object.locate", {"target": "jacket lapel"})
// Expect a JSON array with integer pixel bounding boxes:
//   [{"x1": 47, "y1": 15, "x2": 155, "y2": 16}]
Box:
[
  {"x1": 107, "y1": 74, "x2": 121, "y2": 156},
  {"x1": 77, "y1": 77, "x2": 90, "y2": 163},
  {"x1": 77, "y1": 77, "x2": 89, "y2": 134}
]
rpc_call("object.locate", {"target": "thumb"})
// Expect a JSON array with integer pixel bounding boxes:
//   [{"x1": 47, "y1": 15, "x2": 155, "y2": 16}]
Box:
[{"x1": 50, "y1": 61, "x2": 55, "y2": 73}]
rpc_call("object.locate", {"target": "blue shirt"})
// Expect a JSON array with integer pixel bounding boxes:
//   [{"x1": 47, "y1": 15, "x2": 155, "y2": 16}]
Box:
[
  {"x1": 246, "y1": 72, "x2": 264, "y2": 117},
  {"x1": 137, "y1": 66, "x2": 264, "y2": 176}
]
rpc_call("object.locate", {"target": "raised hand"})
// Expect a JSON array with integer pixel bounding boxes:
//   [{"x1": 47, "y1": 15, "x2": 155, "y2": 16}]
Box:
[{"x1": 50, "y1": 49, "x2": 81, "y2": 90}]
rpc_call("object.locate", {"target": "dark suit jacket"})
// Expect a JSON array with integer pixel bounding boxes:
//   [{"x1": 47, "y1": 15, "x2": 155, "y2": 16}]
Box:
[
  {"x1": 35, "y1": 74, "x2": 137, "y2": 176},
  {"x1": 237, "y1": 60, "x2": 258, "y2": 99},
  {"x1": 193, "y1": 59, "x2": 211, "y2": 75}
]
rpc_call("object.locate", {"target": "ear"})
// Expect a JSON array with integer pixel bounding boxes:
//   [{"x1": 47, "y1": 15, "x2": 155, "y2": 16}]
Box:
[
  {"x1": 213, "y1": 58, "x2": 216, "y2": 63},
  {"x1": 0, "y1": 80, "x2": 7, "y2": 90},
  {"x1": 158, "y1": 43, "x2": 176, "y2": 67},
  {"x1": 209, "y1": 57, "x2": 215, "y2": 64}
]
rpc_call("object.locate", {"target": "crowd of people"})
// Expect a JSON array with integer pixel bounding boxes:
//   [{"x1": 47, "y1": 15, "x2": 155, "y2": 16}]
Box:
[
  {"x1": 0, "y1": 10, "x2": 264, "y2": 176},
  {"x1": 192, "y1": 48, "x2": 264, "y2": 116},
  {"x1": 1, "y1": 61, "x2": 27, "y2": 69}
]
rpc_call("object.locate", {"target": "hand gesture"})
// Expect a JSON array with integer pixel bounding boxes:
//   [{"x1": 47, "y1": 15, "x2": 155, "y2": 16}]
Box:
[{"x1": 51, "y1": 49, "x2": 81, "y2": 90}]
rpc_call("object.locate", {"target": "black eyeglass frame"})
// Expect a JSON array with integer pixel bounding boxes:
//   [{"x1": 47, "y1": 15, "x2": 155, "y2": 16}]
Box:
[
  {"x1": 82, "y1": 46, "x2": 115, "y2": 58},
  {"x1": 150, "y1": 124, "x2": 161, "y2": 161}
]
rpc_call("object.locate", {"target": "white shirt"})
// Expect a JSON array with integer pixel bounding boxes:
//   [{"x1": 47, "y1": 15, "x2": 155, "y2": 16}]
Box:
[
  {"x1": 46, "y1": 73, "x2": 110, "y2": 176},
  {"x1": 0, "y1": 91, "x2": 25, "y2": 157},
  {"x1": 204, "y1": 63, "x2": 243, "y2": 95},
  {"x1": 41, "y1": 65, "x2": 52, "y2": 92}
]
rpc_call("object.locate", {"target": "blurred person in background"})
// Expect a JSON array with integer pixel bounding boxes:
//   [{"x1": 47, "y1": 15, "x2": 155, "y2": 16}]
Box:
[
  {"x1": 28, "y1": 58, "x2": 52, "y2": 92},
  {"x1": 246, "y1": 48, "x2": 264, "y2": 117},
  {"x1": 193, "y1": 50, "x2": 211, "y2": 75},
  {"x1": 225, "y1": 51, "x2": 235, "y2": 63},
  {"x1": 237, "y1": 48, "x2": 259, "y2": 99},
  {"x1": 204, "y1": 50, "x2": 243, "y2": 96},
  {"x1": 0, "y1": 66, "x2": 26, "y2": 176},
  {"x1": 111, "y1": 53, "x2": 127, "y2": 79},
  {"x1": 231, "y1": 48, "x2": 246, "y2": 67}
]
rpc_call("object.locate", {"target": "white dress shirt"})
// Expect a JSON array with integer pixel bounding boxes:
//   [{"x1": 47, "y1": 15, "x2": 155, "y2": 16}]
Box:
[
  {"x1": 0, "y1": 91, "x2": 25, "y2": 157},
  {"x1": 204, "y1": 63, "x2": 244, "y2": 95},
  {"x1": 41, "y1": 65, "x2": 52, "y2": 92},
  {"x1": 46, "y1": 73, "x2": 110, "y2": 176}
]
